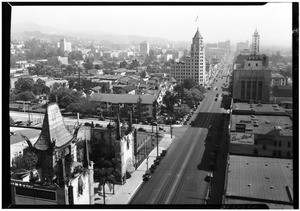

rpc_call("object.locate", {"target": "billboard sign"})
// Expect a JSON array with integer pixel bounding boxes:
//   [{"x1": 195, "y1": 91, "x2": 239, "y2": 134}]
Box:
[{"x1": 230, "y1": 132, "x2": 254, "y2": 145}]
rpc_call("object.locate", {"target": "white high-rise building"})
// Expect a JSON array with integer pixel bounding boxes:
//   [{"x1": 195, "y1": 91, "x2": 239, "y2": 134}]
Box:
[
  {"x1": 58, "y1": 39, "x2": 72, "y2": 53},
  {"x1": 251, "y1": 29, "x2": 260, "y2": 55},
  {"x1": 170, "y1": 28, "x2": 206, "y2": 86},
  {"x1": 140, "y1": 41, "x2": 149, "y2": 57}
]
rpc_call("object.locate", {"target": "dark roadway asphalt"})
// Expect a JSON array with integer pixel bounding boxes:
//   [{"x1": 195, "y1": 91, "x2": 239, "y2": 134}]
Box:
[{"x1": 130, "y1": 59, "x2": 233, "y2": 205}]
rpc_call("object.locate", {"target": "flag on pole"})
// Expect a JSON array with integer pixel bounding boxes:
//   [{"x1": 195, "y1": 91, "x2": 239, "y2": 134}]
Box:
[{"x1": 195, "y1": 15, "x2": 198, "y2": 22}]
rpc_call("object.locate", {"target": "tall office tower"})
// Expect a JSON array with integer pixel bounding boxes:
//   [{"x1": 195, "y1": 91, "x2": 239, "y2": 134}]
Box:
[
  {"x1": 251, "y1": 29, "x2": 260, "y2": 55},
  {"x1": 140, "y1": 41, "x2": 149, "y2": 57},
  {"x1": 58, "y1": 38, "x2": 72, "y2": 53},
  {"x1": 170, "y1": 28, "x2": 206, "y2": 86}
]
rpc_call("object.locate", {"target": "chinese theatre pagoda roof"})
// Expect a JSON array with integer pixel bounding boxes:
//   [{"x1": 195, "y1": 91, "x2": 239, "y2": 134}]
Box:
[{"x1": 34, "y1": 103, "x2": 74, "y2": 151}]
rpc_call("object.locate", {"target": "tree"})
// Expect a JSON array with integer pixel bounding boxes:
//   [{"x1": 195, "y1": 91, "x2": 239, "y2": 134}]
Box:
[
  {"x1": 152, "y1": 100, "x2": 158, "y2": 121},
  {"x1": 140, "y1": 70, "x2": 147, "y2": 78},
  {"x1": 32, "y1": 78, "x2": 48, "y2": 96},
  {"x1": 15, "y1": 91, "x2": 36, "y2": 102},
  {"x1": 15, "y1": 78, "x2": 35, "y2": 93},
  {"x1": 94, "y1": 159, "x2": 116, "y2": 204},
  {"x1": 83, "y1": 60, "x2": 94, "y2": 70},
  {"x1": 183, "y1": 78, "x2": 196, "y2": 90},
  {"x1": 11, "y1": 152, "x2": 38, "y2": 173},
  {"x1": 162, "y1": 91, "x2": 179, "y2": 114},
  {"x1": 136, "y1": 96, "x2": 143, "y2": 122}
]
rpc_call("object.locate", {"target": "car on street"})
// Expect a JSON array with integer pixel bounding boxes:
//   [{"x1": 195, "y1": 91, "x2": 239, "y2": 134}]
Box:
[
  {"x1": 142, "y1": 121, "x2": 149, "y2": 125},
  {"x1": 154, "y1": 159, "x2": 160, "y2": 165},
  {"x1": 161, "y1": 150, "x2": 167, "y2": 157},
  {"x1": 142, "y1": 171, "x2": 152, "y2": 181},
  {"x1": 138, "y1": 127, "x2": 147, "y2": 132}
]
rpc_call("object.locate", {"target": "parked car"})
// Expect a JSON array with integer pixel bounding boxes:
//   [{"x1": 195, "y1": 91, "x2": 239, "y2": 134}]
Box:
[
  {"x1": 142, "y1": 171, "x2": 151, "y2": 181},
  {"x1": 154, "y1": 159, "x2": 160, "y2": 165},
  {"x1": 142, "y1": 121, "x2": 149, "y2": 125},
  {"x1": 138, "y1": 127, "x2": 147, "y2": 132},
  {"x1": 98, "y1": 117, "x2": 105, "y2": 121},
  {"x1": 161, "y1": 150, "x2": 167, "y2": 157}
]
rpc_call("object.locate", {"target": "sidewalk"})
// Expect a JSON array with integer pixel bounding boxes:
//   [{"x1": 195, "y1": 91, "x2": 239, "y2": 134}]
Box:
[{"x1": 93, "y1": 133, "x2": 175, "y2": 205}]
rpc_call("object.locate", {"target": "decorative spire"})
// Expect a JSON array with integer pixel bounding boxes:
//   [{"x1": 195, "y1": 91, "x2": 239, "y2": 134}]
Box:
[{"x1": 193, "y1": 27, "x2": 202, "y2": 39}]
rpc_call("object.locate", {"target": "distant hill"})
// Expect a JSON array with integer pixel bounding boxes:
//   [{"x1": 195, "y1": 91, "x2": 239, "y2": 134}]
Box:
[{"x1": 11, "y1": 22, "x2": 189, "y2": 47}]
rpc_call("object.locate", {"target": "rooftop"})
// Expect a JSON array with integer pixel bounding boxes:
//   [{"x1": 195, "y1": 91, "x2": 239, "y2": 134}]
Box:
[
  {"x1": 231, "y1": 114, "x2": 293, "y2": 136},
  {"x1": 34, "y1": 103, "x2": 74, "y2": 151},
  {"x1": 271, "y1": 73, "x2": 286, "y2": 78},
  {"x1": 90, "y1": 93, "x2": 156, "y2": 105},
  {"x1": 225, "y1": 155, "x2": 293, "y2": 206},
  {"x1": 232, "y1": 103, "x2": 288, "y2": 116}
]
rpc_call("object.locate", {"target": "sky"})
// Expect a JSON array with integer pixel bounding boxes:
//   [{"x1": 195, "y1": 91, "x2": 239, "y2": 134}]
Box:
[{"x1": 11, "y1": 3, "x2": 293, "y2": 47}]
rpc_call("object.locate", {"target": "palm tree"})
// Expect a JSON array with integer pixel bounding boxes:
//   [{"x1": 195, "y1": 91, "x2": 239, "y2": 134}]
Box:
[
  {"x1": 96, "y1": 167, "x2": 113, "y2": 204},
  {"x1": 110, "y1": 158, "x2": 122, "y2": 194}
]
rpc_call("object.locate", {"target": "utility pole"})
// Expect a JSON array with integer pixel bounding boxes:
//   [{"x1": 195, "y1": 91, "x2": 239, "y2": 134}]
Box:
[
  {"x1": 170, "y1": 124, "x2": 173, "y2": 138},
  {"x1": 156, "y1": 125, "x2": 159, "y2": 156}
]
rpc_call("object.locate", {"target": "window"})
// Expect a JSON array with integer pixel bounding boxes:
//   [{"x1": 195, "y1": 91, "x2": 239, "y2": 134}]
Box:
[
  {"x1": 273, "y1": 150, "x2": 277, "y2": 156},
  {"x1": 278, "y1": 141, "x2": 281, "y2": 147},
  {"x1": 254, "y1": 139, "x2": 258, "y2": 145},
  {"x1": 287, "y1": 142, "x2": 291, "y2": 147},
  {"x1": 256, "y1": 63, "x2": 258, "y2": 66},
  {"x1": 253, "y1": 149, "x2": 258, "y2": 155},
  {"x1": 248, "y1": 63, "x2": 250, "y2": 66},
  {"x1": 273, "y1": 141, "x2": 277, "y2": 146},
  {"x1": 287, "y1": 151, "x2": 291, "y2": 158},
  {"x1": 262, "y1": 145, "x2": 266, "y2": 150},
  {"x1": 278, "y1": 150, "x2": 281, "y2": 157}
]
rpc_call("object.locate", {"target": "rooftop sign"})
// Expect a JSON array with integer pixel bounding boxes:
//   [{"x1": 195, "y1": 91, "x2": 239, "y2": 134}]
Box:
[{"x1": 230, "y1": 132, "x2": 254, "y2": 145}]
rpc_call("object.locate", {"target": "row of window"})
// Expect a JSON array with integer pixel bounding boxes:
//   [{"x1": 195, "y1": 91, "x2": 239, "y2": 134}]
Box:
[
  {"x1": 253, "y1": 149, "x2": 291, "y2": 157},
  {"x1": 254, "y1": 140, "x2": 291, "y2": 148}
]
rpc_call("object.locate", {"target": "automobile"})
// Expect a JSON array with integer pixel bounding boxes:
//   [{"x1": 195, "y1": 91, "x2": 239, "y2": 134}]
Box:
[
  {"x1": 175, "y1": 120, "x2": 181, "y2": 124},
  {"x1": 154, "y1": 159, "x2": 160, "y2": 165},
  {"x1": 142, "y1": 121, "x2": 149, "y2": 125},
  {"x1": 156, "y1": 156, "x2": 162, "y2": 161},
  {"x1": 142, "y1": 171, "x2": 152, "y2": 181},
  {"x1": 98, "y1": 117, "x2": 105, "y2": 121},
  {"x1": 150, "y1": 121, "x2": 158, "y2": 126},
  {"x1": 208, "y1": 125, "x2": 213, "y2": 130},
  {"x1": 190, "y1": 121, "x2": 194, "y2": 126},
  {"x1": 149, "y1": 166, "x2": 155, "y2": 173},
  {"x1": 150, "y1": 164, "x2": 157, "y2": 170},
  {"x1": 209, "y1": 152, "x2": 216, "y2": 160},
  {"x1": 161, "y1": 150, "x2": 167, "y2": 156},
  {"x1": 214, "y1": 98, "x2": 218, "y2": 101},
  {"x1": 138, "y1": 127, "x2": 147, "y2": 132},
  {"x1": 216, "y1": 93, "x2": 219, "y2": 97},
  {"x1": 159, "y1": 127, "x2": 165, "y2": 131}
]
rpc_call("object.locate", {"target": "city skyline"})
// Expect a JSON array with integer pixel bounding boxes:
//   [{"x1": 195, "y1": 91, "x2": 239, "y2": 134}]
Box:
[{"x1": 11, "y1": 3, "x2": 293, "y2": 47}]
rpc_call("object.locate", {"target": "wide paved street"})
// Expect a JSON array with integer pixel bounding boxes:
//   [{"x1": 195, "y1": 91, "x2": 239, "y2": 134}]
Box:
[{"x1": 130, "y1": 62, "x2": 232, "y2": 205}]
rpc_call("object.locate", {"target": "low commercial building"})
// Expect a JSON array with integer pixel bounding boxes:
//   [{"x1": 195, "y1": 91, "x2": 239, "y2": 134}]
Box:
[
  {"x1": 229, "y1": 115, "x2": 293, "y2": 158},
  {"x1": 224, "y1": 155, "x2": 293, "y2": 209},
  {"x1": 229, "y1": 103, "x2": 293, "y2": 158},
  {"x1": 270, "y1": 73, "x2": 288, "y2": 86},
  {"x1": 90, "y1": 93, "x2": 157, "y2": 119}
]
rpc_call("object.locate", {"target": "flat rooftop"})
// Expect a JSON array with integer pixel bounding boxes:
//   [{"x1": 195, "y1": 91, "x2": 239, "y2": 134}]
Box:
[
  {"x1": 225, "y1": 155, "x2": 293, "y2": 207},
  {"x1": 231, "y1": 114, "x2": 293, "y2": 136},
  {"x1": 232, "y1": 103, "x2": 288, "y2": 116}
]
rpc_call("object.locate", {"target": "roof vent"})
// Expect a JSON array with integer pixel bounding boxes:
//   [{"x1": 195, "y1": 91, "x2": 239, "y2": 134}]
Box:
[
  {"x1": 270, "y1": 186, "x2": 274, "y2": 189},
  {"x1": 265, "y1": 163, "x2": 268, "y2": 166},
  {"x1": 265, "y1": 177, "x2": 270, "y2": 179},
  {"x1": 247, "y1": 184, "x2": 251, "y2": 187},
  {"x1": 246, "y1": 162, "x2": 249, "y2": 165}
]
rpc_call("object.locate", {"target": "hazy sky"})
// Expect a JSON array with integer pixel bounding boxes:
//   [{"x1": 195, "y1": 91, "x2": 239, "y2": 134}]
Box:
[{"x1": 12, "y1": 3, "x2": 293, "y2": 47}]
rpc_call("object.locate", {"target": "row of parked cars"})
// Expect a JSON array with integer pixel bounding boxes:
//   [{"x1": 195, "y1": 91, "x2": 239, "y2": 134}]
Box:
[{"x1": 142, "y1": 150, "x2": 167, "y2": 181}]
